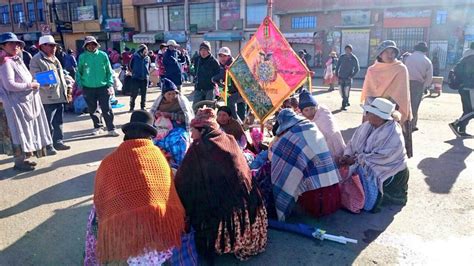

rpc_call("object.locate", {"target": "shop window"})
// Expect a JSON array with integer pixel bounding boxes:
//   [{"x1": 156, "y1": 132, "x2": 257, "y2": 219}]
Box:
[
  {"x1": 291, "y1": 16, "x2": 316, "y2": 29},
  {"x1": 220, "y1": 0, "x2": 240, "y2": 20},
  {"x1": 107, "y1": 0, "x2": 122, "y2": 19},
  {"x1": 246, "y1": 0, "x2": 266, "y2": 28},
  {"x1": 27, "y1": 2, "x2": 36, "y2": 22},
  {"x1": 146, "y1": 7, "x2": 164, "y2": 31},
  {"x1": 169, "y1": 5, "x2": 185, "y2": 31},
  {"x1": 37, "y1": 0, "x2": 44, "y2": 21},
  {"x1": 436, "y1": 11, "x2": 447, "y2": 25},
  {"x1": 13, "y1": 3, "x2": 25, "y2": 23},
  {"x1": 0, "y1": 5, "x2": 9, "y2": 24},
  {"x1": 190, "y1": 3, "x2": 215, "y2": 31}
]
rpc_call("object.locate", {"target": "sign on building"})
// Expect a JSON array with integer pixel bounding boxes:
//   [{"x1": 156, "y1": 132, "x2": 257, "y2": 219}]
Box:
[{"x1": 77, "y1": 6, "x2": 95, "y2": 21}]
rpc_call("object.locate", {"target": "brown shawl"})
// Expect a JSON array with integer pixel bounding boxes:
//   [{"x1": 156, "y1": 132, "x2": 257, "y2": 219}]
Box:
[
  {"x1": 219, "y1": 118, "x2": 246, "y2": 144},
  {"x1": 174, "y1": 129, "x2": 263, "y2": 256}
]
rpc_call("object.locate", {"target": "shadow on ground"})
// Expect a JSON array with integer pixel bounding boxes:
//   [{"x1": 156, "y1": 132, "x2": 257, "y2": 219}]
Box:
[
  {"x1": 419, "y1": 138, "x2": 471, "y2": 194},
  {"x1": 0, "y1": 171, "x2": 94, "y2": 219},
  {"x1": 0, "y1": 147, "x2": 114, "y2": 180},
  {"x1": 0, "y1": 203, "x2": 91, "y2": 265}
]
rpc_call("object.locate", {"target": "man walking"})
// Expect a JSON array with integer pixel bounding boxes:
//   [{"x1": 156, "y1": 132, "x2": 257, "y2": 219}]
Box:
[
  {"x1": 29, "y1": 35, "x2": 71, "y2": 151},
  {"x1": 129, "y1": 44, "x2": 150, "y2": 111},
  {"x1": 405, "y1": 42, "x2": 433, "y2": 131},
  {"x1": 449, "y1": 42, "x2": 474, "y2": 137},
  {"x1": 194, "y1": 41, "x2": 220, "y2": 103},
  {"x1": 76, "y1": 36, "x2": 119, "y2": 137},
  {"x1": 335, "y1": 44, "x2": 360, "y2": 110},
  {"x1": 163, "y1": 40, "x2": 183, "y2": 90}
]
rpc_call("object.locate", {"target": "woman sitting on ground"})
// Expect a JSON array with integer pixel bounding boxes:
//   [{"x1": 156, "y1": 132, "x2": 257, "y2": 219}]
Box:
[
  {"x1": 270, "y1": 108, "x2": 341, "y2": 220},
  {"x1": 216, "y1": 105, "x2": 248, "y2": 149},
  {"x1": 339, "y1": 98, "x2": 409, "y2": 212},
  {"x1": 175, "y1": 107, "x2": 267, "y2": 262},
  {"x1": 86, "y1": 110, "x2": 186, "y2": 265},
  {"x1": 299, "y1": 89, "x2": 346, "y2": 161},
  {"x1": 150, "y1": 78, "x2": 194, "y2": 167}
]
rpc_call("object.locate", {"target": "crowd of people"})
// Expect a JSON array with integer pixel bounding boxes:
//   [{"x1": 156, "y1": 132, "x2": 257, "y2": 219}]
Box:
[{"x1": 0, "y1": 31, "x2": 473, "y2": 265}]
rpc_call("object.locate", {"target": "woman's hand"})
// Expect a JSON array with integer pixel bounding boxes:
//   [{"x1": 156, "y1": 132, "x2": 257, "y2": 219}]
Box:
[{"x1": 31, "y1": 82, "x2": 40, "y2": 90}]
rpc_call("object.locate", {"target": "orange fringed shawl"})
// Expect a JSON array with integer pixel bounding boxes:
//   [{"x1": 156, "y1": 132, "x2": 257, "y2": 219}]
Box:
[
  {"x1": 361, "y1": 60, "x2": 412, "y2": 123},
  {"x1": 93, "y1": 139, "x2": 185, "y2": 263}
]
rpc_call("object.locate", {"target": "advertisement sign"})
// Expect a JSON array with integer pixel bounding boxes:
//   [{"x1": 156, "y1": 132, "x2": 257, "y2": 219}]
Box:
[
  {"x1": 77, "y1": 6, "x2": 95, "y2": 21},
  {"x1": 105, "y1": 18, "x2": 122, "y2": 32},
  {"x1": 228, "y1": 17, "x2": 310, "y2": 122},
  {"x1": 341, "y1": 10, "x2": 371, "y2": 26}
]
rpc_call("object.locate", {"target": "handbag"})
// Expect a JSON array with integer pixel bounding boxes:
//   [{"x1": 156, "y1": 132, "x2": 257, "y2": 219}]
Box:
[{"x1": 338, "y1": 166, "x2": 365, "y2": 213}]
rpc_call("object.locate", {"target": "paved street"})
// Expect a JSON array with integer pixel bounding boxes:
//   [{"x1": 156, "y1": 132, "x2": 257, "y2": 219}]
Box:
[{"x1": 0, "y1": 84, "x2": 473, "y2": 265}]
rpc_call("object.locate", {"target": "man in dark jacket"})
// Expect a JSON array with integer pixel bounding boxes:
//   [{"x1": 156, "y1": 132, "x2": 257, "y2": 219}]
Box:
[
  {"x1": 449, "y1": 42, "x2": 474, "y2": 137},
  {"x1": 335, "y1": 44, "x2": 360, "y2": 110},
  {"x1": 129, "y1": 44, "x2": 150, "y2": 111},
  {"x1": 163, "y1": 39, "x2": 183, "y2": 90},
  {"x1": 194, "y1": 41, "x2": 220, "y2": 103},
  {"x1": 212, "y1": 47, "x2": 245, "y2": 122}
]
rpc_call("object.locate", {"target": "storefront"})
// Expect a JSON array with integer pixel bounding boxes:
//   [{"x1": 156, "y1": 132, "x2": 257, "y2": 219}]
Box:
[
  {"x1": 164, "y1": 31, "x2": 187, "y2": 46},
  {"x1": 132, "y1": 32, "x2": 164, "y2": 51},
  {"x1": 283, "y1": 32, "x2": 315, "y2": 66},
  {"x1": 203, "y1": 31, "x2": 244, "y2": 56},
  {"x1": 21, "y1": 32, "x2": 41, "y2": 47},
  {"x1": 105, "y1": 18, "x2": 124, "y2": 51}
]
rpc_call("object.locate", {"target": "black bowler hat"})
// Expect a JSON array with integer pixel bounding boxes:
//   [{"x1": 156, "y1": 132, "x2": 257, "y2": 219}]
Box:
[{"x1": 122, "y1": 110, "x2": 157, "y2": 137}]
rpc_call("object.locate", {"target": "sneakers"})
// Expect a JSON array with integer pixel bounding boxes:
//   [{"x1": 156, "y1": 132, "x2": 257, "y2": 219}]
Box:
[
  {"x1": 54, "y1": 143, "x2": 71, "y2": 151},
  {"x1": 108, "y1": 129, "x2": 120, "y2": 137},
  {"x1": 13, "y1": 162, "x2": 35, "y2": 172},
  {"x1": 449, "y1": 121, "x2": 472, "y2": 138},
  {"x1": 92, "y1": 128, "x2": 104, "y2": 136}
]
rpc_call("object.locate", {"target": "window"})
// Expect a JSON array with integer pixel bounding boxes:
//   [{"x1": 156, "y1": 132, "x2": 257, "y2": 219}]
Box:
[
  {"x1": 37, "y1": 0, "x2": 44, "y2": 21},
  {"x1": 146, "y1": 7, "x2": 164, "y2": 31},
  {"x1": 107, "y1": 0, "x2": 122, "y2": 19},
  {"x1": 220, "y1": 0, "x2": 240, "y2": 20},
  {"x1": 169, "y1": 5, "x2": 185, "y2": 31},
  {"x1": 51, "y1": 3, "x2": 70, "y2": 22},
  {"x1": 27, "y1": 2, "x2": 36, "y2": 22},
  {"x1": 13, "y1": 4, "x2": 25, "y2": 23},
  {"x1": 70, "y1": 1, "x2": 80, "y2": 21},
  {"x1": 189, "y1": 3, "x2": 215, "y2": 31},
  {"x1": 0, "y1": 5, "x2": 9, "y2": 24},
  {"x1": 246, "y1": 0, "x2": 266, "y2": 27},
  {"x1": 291, "y1": 16, "x2": 316, "y2": 29},
  {"x1": 387, "y1": 28, "x2": 425, "y2": 53},
  {"x1": 436, "y1": 11, "x2": 447, "y2": 25}
]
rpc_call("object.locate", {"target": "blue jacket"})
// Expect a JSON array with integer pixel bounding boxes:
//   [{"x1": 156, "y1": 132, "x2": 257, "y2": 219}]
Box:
[
  {"x1": 130, "y1": 52, "x2": 150, "y2": 80},
  {"x1": 163, "y1": 49, "x2": 183, "y2": 86}
]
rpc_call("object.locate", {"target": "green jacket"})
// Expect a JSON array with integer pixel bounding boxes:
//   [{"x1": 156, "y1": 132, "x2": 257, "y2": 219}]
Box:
[{"x1": 76, "y1": 49, "x2": 113, "y2": 89}]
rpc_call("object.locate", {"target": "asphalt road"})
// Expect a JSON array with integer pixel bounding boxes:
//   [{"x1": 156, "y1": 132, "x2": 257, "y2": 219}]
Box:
[{"x1": 1, "y1": 84, "x2": 473, "y2": 265}]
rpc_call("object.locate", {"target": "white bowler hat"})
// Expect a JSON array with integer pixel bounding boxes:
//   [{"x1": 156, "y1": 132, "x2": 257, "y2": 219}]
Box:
[
  {"x1": 166, "y1": 40, "x2": 179, "y2": 47},
  {"x1": 363, "y1": 98, "x2": 395, "y2": 120},
  {"x1": 39, "y1": 35, "x2": 57, "y2": 46},
  {"x1": 218, "y1": 47, "x2": 231, "y2": 56}
]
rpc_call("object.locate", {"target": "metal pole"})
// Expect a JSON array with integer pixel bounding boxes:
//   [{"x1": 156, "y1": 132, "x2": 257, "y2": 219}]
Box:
[{"x1": 267, "y1": 0, "x2": 273, "y2": 18}]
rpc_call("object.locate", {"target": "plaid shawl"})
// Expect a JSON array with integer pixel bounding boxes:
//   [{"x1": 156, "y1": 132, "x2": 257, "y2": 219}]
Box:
[{"x1": 271, "y1": 120, "x2": 340, "y2": 221}]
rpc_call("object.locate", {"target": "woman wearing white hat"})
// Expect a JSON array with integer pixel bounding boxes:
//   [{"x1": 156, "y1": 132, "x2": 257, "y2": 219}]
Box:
[
  {"x1": 163, "y1": 39, "x2": 183, "y2": 90},
  {"x1": 340, "y1": 97, "x2": 409, "y2": 213}
]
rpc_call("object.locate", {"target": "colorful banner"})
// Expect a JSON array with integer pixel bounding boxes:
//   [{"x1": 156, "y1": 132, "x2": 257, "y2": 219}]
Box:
[{"x1": 228, "y1": 17, "x2": 310, "y2": 122}]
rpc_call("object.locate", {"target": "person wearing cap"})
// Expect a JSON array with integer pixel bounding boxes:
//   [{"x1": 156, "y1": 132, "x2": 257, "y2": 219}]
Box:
[
  {"x1": 299, "y1": 90, "x2": 345, "y2": 160},
  {"x1": 340, "y1": 97, "x2": 409, "y2": 213},
  {"x1": 0, "y1": 32, "x2": 54, "y2": 171},
  {"x1": 76, "y1": 36, "x2": 119, "y2": 137},
  {"x1": 129, "y1": 44, "x2": 150, "y2": 111},
  {"x1": 174, "y1": 107, "x2": 267, "y2": 262},
  {"x1": 335, "y1": 44, "x2": 360, "y2": 110},
  {"x1": 29, "y1": 35, "x2": 71, "y2": 151},
  {"x1": 270, "y1": 108, "x2": 341, "y2": 220},
  {"x1": 361, "y1": 40, "x2": 413, "y2": 157},
  {"x1": 163, "y1": 40, "x2": 184, "y2": 90},
  {"x1": 404, "y1": 42, "x2": 433, "y2": 131},
  {"x1": 86, "y1": 110, "x2": 186, "y2": 264},
  {"x1": 149, "y1": 78, "x2": 194, "y2": 167},
  {"x1": 194, "y1": 41, "x2": 220, "y2": 103}
]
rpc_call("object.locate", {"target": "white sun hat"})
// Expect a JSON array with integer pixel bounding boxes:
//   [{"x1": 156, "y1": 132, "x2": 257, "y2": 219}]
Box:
[
  {"x1": 363, "y1": 98, "x2": 395, "y2": 120},
  {"x1": 39, "y1": 35, "x2": 57, "y2": 46}
]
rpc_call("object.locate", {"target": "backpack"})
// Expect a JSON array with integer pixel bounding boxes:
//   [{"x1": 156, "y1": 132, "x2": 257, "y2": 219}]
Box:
[{"x1": 448, "y1": 69, "x2": 461, "y2": 90}]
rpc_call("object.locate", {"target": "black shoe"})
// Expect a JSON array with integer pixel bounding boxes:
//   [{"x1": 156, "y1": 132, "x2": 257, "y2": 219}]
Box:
[
  {"x1": 46, "y1": 146, "x2": 57, "y2": 156},
  {"x1": 459, "y1": 131, "x2": 473, "y2": 138},
  {"x1": 54, "y1": 143, "x2": 71, "y2": 151},
  {"x1": 412, "y1": 127, "x2": 419, "y2": 132},
  {"x1": 24, "y1": 160, "x2": 37, "y2": 166},
  {"x1": 346, "y1": 102, "x2": 351, "y2": 106},
  {"x1": 448, "y1": 122, "x2": 461, "y2": 137},
  {"x1": 328, "y1": 88, "x2": 334, "y2": 92},
  {"x1": 341, "y1": 106, "x2": 347, "y2": 111},
  {"x1": 13, "y1": 163, "x2": 35, "y2": 172}
]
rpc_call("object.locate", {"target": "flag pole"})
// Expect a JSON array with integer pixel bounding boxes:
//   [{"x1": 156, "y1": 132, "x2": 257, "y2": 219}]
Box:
[{"x1": 267, "y1": 0, "x2": 273, "y2": 17}]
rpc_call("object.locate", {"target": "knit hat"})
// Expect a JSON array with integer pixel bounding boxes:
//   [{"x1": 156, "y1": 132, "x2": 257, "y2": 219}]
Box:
[
  {"x1": 344, "y1": 44, "x2": 353, "y2": 51},
  {"x1": 122, "y1": 110, "x2": 157, "y2": 137},
  {"x1": 190, "y1": 107, "x2": 219, "y2": 130},
  {"x1": 298, "y1": 90, "x2": 318, "y2": 110},
  {"x1": 218, "y1": 47, "x2": 231, "y2": 56},
  {"x1": 200, "y1": 41, "x2": 211, "y2": 51},
  {"x1": 161, "y1": 78, "x2": 178, "y2": 94},
  {"x1": 376, "y1": 40, "x2": 400, "y2": 58},
  {"x1": 83, "y1": 36, "x2": 100, "y2": 48},
  {"x1": 217, "y1": 106, "x2": 232, "y2": 117},
  {"x1": 275, "y1": 108, "x2": 306, "y2": 136}
]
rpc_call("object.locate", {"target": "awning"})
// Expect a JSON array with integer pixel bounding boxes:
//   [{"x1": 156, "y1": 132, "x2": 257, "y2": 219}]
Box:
[
  {"x1": 204, "y1": 31, "x2": 244, "y2": 41},
  {"x1": 164, "y1": 31, "x2": 187, "y2": 43},
  {"x1": 133, "y1": 32, "x2": 164, "y2": 44}
]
